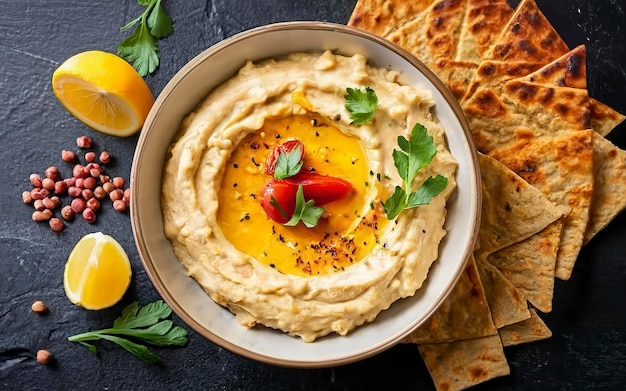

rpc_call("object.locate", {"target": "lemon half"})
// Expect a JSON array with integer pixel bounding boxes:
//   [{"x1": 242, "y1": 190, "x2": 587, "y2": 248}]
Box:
[
  {"x1": 64, "y1": 232, "x2": 132, "y2": 310},
  {"x1": 52, "y1": 50, "x2": 154, "y2": 137}
]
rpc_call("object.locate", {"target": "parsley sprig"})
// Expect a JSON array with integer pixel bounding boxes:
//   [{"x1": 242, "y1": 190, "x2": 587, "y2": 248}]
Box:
[
  {"x1": 274, "y1": 143, "x2": 304, "y2": 180},
  {"x1": 285, "y1": 185, "x2": 324, "y2": 228},
  {"x1": 68, "y1": 300, "x2": 188, "y2": 364},
  {"x1": 118, "y1": 0, "x2": 173, "y2": 76},
  {"x1": 344, "y1": 86, "x2": 378, "y2": 125},
  {"x1": 382, "y1": 123, "x2": 448, "y2": 220},
  {"x1": 269, "y1": 185, "x2": 324, "y2": 228}
]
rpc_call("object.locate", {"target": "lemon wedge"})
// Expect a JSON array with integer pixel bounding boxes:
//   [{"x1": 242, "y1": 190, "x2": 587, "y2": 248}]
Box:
[
  {"x1": 64, "y1": 232, "x2": 132, "y2": 310},
  {"x1": 52, "y1": 50, "x2": 154, "y2": 137}
]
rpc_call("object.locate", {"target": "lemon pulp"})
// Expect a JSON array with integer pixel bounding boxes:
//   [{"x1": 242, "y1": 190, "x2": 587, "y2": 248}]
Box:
[
  {"x1": 52, "y1": 50, "x2": 154, "y2": 137},
  {"x1": 64, "y1": 232, "x2": 132, "y2": 310}
]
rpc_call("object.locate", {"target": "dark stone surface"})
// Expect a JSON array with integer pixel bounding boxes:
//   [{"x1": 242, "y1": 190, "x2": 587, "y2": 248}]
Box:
[{"x1": 1, "y1": 0, "x2": 625, "y2": 390}]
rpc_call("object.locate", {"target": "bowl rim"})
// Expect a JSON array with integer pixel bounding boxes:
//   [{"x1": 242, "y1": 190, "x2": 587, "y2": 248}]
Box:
[{"x1": 131, "y1": 20, "x2": 481, "y2": 368}]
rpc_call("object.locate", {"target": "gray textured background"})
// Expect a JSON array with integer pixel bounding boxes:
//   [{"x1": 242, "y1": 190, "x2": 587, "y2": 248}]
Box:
[{"x1": 1, "y1": 1, "x2": 625, "y2": 390}]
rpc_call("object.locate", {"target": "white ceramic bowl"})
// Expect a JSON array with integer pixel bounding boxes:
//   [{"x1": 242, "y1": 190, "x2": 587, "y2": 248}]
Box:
[{"x1": 130, "y1": 21, "x2": 480, "y2": 368}]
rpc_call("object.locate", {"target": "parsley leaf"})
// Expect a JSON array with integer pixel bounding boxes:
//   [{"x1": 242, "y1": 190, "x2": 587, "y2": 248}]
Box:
[
  {"x1": 284, "y1": 185, "x2": 324, "y2": 228},
  {"x1": 274, "y1": 143, "x2": 304, "y2": 179},
  {"x1": 344, "y1": 86, "x2": 378, "y2": 125},
  {"x1": 382, "y1": 123, "x2": 448, "y2": 220},
  {"x1": 118, "y1": 0, "x2": 173, "y2": 76},
  {"x1": 68, "y1": 300, "x2": 188, "y2": 364}
]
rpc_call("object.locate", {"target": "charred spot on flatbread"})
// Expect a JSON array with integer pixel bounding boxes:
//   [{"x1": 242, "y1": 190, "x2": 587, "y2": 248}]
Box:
[
  {"x1": 464, "y1": 0, "x2": 515, "y2": 58},
  {"x1": 503, "y1": 81, "x2": 592, "y2": 129},
  {"x1": 487, "y1": 0, "x2": 569, "y2": 63}
]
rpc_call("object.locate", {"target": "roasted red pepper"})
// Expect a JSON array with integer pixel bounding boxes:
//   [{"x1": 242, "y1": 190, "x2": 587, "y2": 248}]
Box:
[
  {"x1": 260, "y1": 172, "x2": 353, "y2": 224},
  {"x1": 264, "y1": 139, "x2": 304, "y2": 176}
]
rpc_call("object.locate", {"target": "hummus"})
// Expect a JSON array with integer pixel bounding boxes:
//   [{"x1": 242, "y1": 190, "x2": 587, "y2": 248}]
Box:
[{"x1": 162, "y1": 50, "x2": 458, "y2": 342}]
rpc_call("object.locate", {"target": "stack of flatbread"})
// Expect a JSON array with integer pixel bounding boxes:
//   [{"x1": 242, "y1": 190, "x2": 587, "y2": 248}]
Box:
[{"x1": 348, "y1": 0, "x2": 626, "y2": 389}]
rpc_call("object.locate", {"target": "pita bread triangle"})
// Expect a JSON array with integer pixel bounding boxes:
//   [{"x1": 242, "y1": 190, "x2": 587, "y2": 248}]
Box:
[
  {"x1": 474, "y1": 254, "x2": 530, "y2": 328},
  {"x1": 347, "y1": 0, "x2": 435, "y2": 37},
  {"x1": 458, "y1": 0, "x2": 515, "y2": 61},
  {"x1": 498, "y1": 308, "x2": 552, "y2": 347},
  {"x1": 476, "y1": 153, "x2": 569, "y2": 256},
  {"x1": 488, "y1": 217, "x2": 564, "y2": 313},
  {"x1": 590, "y1": 98, "x2": 626, "y2": 137},
  {"x1": 403, "y1": 255, "x2": 497, "y2": 344},
  {"x1": 584, "y1": 132, "x2": 626, "y2": 243},
  {"x1": 513, "y1": 44, "x2": 588, "y2": 89},
  {"x1": 487, "y1": 0, "x2": 570, "y2": 63},
  {"x1": 508, "y1": 45, "x2": 625, "y2": 135},
  {"x1": 418, "y1": 334, "x2": 510, "y2": 391},
  {"x1": 489, "y1": 129, "x2": 594, "y2": 281}
]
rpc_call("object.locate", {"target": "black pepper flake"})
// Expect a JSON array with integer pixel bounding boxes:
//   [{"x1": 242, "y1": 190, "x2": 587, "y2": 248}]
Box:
[
  {"x1": 376, "y1": 173, "x2": 381, "y2": 181},
  {"x1": 250, "y1": 141, "x2": 260, "y2": 149},
  {"x1": 270, "y1": 263, "x2": 275, "y2": 268},
  {"x1": 251, "y1": 157, "x2": 260, "y2": 166},
  {"x1": 233, "y1": 183, "x2": 238, "y2": 187},
  {"x1": 311, "y1": 119, "x2": 318, "y2": 126},
  {"x1": 250, "y1": 193, "x2": 257, "y2": 199},
  {"x1": 233, "y1": 163, "x2": 239, "y2": 168},
  {"x1": 307, "y1": 166, "x2": 316, "y2": 172},
  {"x1": 369, "y1": 170, "x2": 374, "y2": 176},
  {"x1": 263, "y1": 143, "x2": 270, "y2": 149},
  {"x1": 383, "y1": 243, "x2": 388, "y2": 248},
  {"x1": 315, "y1": 131, "x2": 320, "y2": 136},
  {"x1": 271, "y1": 226, "x2": 276, "y2": 235},
  {"x1": 276, "y1": 134, "x2": 281, "y2": 139},
  {"x1": 422, "y1": 229, "x2": 426, "y2": 234},
  {"x1": 365, "y1": 181, "x2": 369, "y2": 187},
  {"x1": 278, "y1": 234, "x2": 285, "y2": 242}
]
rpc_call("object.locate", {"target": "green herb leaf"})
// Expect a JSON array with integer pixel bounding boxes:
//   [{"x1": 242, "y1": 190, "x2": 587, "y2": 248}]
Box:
[
  {"x1": 344, "y1": 86, "x2": 378, "y2": 125},
  {"x1": 284, "y1": 185, "x2": 324, "y2": 228},
  {"x1": 68, "y1": 300, "x2": 188, "y2": 363},
  {"x1": 381, "y1": 186, "x2": 407, "y2": 220},
  {"x1": 274, "y1": 144, "x2": 304, "y2": 180},
  {"x1": 147, "y1": 0, "x2": 173, "y2": 38},
  {"x1": 99, "y1": 334, "x2": 160, "y2": 364},
  {"x1": 270, "y1": 196, "x2": 290, "y2": 219},
  {"x1": 383, "y1": 123, "x2": 448, "y2": 220},
  {"x1": 117, "y1": 0, "x2": 173, "y2": 76},
  {"x1": 407, "y1": 175, "x2": 448, "y2": 208},
  {"x1": 118, "y1": 22, "x2": 159, "y2": 77}
]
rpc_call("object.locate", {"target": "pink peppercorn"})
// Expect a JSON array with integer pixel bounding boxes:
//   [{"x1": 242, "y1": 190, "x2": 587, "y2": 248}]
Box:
[
  {"x1": 49, "y1": 218, "x2": 64, "y2": 233},
  {"x1": 76, "y1": 136, "x2": 93, "y2": 149},
  {"x1": 70, "y1": 198, "x2": 86, "y2": 213},
  {"x1": 29, "y1": 174, "x2": 42, "y2": 188},
  {"x1": 113, "y1": 199, "x2": 127, "y2": 212},
  {"x1": 82, "y1": 208, "x2": 96, "y2": 223},
  {"x1": 62, "y1": 149, "x2": 77, "y2": 163},
  {"x1": 42, "y1": 178, "x2": 55, "y2": 191},
  {"x1": 99, "y1": 151, "x2": 111, "y2": 164}
]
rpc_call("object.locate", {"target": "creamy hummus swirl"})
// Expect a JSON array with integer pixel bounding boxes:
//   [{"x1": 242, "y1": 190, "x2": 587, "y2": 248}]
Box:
[{"x1": 162, "y1": 50, "x2": 458, "y2": 342}]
